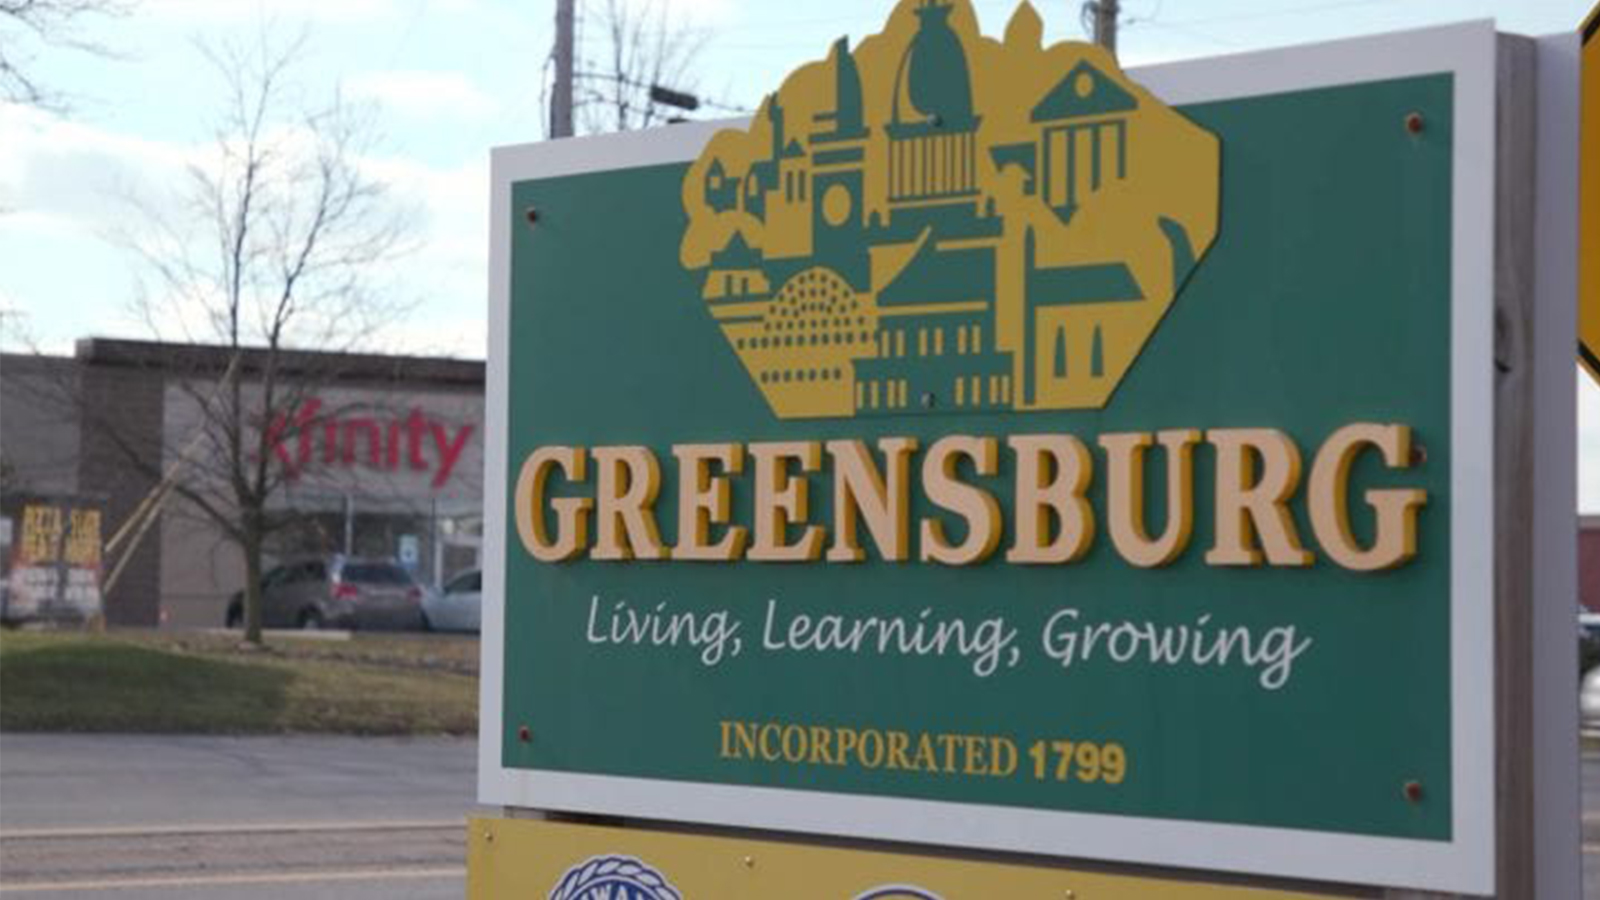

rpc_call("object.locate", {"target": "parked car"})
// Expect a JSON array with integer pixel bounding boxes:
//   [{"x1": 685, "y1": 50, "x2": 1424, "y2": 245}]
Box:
[
  {"x1": 1582, "y1": 611, "x2": 1600, "y2": 674},
  {"x1": 1583, "y1": 666, "x2": 1600, "y2": 729},
  {"x1": 1582, "y1": 611, "x2": 1600, "y2": 641},
  {"x1": 225, "y1": 556, "x2": 425, "y2": 631},
  {"x1": 423, "y1": 569, "x2": 481, "y2": 633}
]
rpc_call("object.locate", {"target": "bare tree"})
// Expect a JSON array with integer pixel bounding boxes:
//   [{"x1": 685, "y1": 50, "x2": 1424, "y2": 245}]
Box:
[
  {"x1": 576, "y1": 0, "x2": 708, "y2": 134},
  {"x1": 109, "y1": 31, "x2": 415, "y2": 645},
  {"x1": 0, "y1": 0, "x2": 130, "y2": 108}
]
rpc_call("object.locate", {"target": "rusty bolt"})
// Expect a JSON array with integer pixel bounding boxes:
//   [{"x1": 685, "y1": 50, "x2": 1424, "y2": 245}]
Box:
[
  {"x1": 524, "y1": 206, "x2": 540, "y2": 226},
  {"x1": 1403, "y1": 780, "x2": 1424, "y2": 803},
  {"x1": 1409, "y1": 443, "x2": 1428, "y2": 466},
  {"x1": 1405, "y1": 112, "x2": 1424, "y2": 135},
  {"x1": 517, "y1": 724, "x2": 531, "y2": 743}
]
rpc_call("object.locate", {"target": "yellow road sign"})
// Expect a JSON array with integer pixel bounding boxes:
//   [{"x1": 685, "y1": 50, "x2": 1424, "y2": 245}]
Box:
[
  {"x1": 1580, "y1": 1, "x2": 1600, "y2": 379},
  {"x1": 467, "y1": 817, "x2": 1345, "y2": 899}
]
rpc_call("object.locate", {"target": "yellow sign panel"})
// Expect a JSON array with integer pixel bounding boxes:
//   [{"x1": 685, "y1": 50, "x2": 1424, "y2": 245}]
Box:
[
  {"x1": 468, "y1": 817, "x2": 1341, "y2": 899},
  {"x1": 680, "y1": 0, "x2": 1219, "y2": 417},
  {"x1": 1581, "y1": 1, "x2": 1600, "y2": 379}
]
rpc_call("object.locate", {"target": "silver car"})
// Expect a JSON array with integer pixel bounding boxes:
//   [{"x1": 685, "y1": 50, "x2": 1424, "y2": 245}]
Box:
[
  {"x1": 225, "y1": 557, "x2": 426, "y2": 631},
  {"x1": 1583, "y1": 666, "x2": 1600, "y2": 730},
  {"x1": 423, "y1": 569, "x2": 481, "y2": 633}
]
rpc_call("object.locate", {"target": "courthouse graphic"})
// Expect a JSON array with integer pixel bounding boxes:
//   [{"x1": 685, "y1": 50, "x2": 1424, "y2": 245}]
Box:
[{"x1": 681, "y1": 0, "x2": 1219, "y2": 418}]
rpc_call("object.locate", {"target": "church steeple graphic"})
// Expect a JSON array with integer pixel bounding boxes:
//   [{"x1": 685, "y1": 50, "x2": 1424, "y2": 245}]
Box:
[{"x1": 813, "y1": 37, "x2": 868, "y2": 143}]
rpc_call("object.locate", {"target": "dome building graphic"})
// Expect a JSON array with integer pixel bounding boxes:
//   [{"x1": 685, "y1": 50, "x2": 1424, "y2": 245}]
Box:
[{"x1": 681, "y1": 0, "x2": 1219, "y2": 419}]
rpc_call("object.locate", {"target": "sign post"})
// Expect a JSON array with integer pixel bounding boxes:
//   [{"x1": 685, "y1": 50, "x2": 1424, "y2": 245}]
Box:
[
  {"x1": 479, "y1": 5, "x2": 1578, "y2": 896},
  {"x1": 1582, "y1": 2, "x2": 1600, "y2": 380}
]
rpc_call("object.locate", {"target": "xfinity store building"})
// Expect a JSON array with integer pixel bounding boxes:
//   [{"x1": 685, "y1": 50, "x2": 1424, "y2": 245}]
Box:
[{"x1": 1, "y1": 338, "x2": 484, "y2": 628}]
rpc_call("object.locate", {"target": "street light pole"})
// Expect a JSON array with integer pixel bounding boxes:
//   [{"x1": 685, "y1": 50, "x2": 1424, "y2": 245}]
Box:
[
  {"x1": 1087, "y1": 0, "x2": 1119, "y2": 56},
  {"x1": 552, "y1": 0, "x2": 576, "y2": 138}
]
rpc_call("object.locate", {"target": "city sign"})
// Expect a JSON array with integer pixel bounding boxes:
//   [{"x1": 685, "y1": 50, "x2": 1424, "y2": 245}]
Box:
[{"x1": 483, "y1": 5, "x2": 1496, "y2": 893}]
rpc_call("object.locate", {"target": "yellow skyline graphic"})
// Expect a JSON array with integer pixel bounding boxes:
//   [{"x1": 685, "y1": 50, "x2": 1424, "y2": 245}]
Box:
[{"x1": 680, "y1": 0, "x2": 1220, "y2": 419}]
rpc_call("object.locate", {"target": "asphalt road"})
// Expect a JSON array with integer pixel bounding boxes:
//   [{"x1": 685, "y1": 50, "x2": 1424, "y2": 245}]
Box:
[
  {"x1": 3, "y1": 733, "x2": 1600, "y2": 896},
  {"x1": 0, "y1": 734, "x2": 486, "y2": 898}
]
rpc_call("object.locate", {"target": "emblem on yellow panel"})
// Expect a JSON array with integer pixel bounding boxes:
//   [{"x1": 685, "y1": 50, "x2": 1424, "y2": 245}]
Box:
[{"x1": 680, "y1": 0, "x2": 1219, "y2": 418}]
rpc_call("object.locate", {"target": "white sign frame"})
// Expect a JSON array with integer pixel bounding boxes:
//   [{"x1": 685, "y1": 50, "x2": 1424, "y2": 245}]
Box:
[{"x1": 481, "y1": 22, "x2": 1499, "y2": 893}]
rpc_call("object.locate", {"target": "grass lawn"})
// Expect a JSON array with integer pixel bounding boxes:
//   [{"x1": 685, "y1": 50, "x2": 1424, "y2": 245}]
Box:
[{"x1": 0, "y1": 629, "x2": 478, "y2": 735}]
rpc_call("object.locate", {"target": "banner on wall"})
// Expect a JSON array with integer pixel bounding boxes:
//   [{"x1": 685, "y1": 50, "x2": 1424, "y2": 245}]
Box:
[{"x1": 2, "y1": 498, "x2": 105, "y2": 622}]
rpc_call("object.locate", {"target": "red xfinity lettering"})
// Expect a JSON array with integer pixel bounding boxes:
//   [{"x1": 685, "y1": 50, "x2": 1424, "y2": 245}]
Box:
[{"x1": 264, "y1": 399, "x2": 474, "y2": 488}]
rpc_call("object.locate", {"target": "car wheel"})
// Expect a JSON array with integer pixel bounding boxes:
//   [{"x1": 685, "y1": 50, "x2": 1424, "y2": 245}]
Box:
[{"x1": 297, "y1": 608, "x2": 324, "y2": 630}]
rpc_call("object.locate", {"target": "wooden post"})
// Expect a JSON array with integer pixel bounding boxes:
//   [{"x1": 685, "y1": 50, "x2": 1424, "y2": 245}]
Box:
[
  {"x1": 1529, "y1": 30, "x2": 1583, "y2": 899},
  {"x1": 1489, "y1": 33, "x2": 1539, "y2": 900}
]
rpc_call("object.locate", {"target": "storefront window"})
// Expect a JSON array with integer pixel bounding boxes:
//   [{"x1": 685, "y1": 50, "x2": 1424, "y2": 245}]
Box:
[{"x1": 263, "y1": 496, "x2": 481, "y2": 589}]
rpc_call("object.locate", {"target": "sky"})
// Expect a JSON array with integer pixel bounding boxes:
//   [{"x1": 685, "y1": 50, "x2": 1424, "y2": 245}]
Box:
[{"x1": 1, "y1": 0, "x2": 1596, "y2": 499}]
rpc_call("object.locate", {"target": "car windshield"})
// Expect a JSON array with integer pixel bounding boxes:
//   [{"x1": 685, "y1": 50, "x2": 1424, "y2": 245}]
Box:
[
  {"x1": 447, "y1": 571, "x2": 481, "y2": 594},
  {"x1": 340, "y1": 563, "x2": 413, "y2": 586}
]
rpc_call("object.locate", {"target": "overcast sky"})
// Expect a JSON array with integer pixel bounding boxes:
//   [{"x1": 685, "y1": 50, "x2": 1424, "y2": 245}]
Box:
[{"x1": 2, "y1": 0, "x2": 1595, "y2": 501}]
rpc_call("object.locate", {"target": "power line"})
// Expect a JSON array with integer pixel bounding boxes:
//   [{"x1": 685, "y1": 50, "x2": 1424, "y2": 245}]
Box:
[
  {"x1": 1120, "y1": 0, "x2": 1161, "y2": 29},
  {"x1": 1153, "y1": 0, "x2": 1390, "y2": 28},
  {"x1": 1135, "y1": 18, "x2": 1240, "y2": 49},
  {"x1": 576, "y1": 68, "x2": 752, "y2": 115}
]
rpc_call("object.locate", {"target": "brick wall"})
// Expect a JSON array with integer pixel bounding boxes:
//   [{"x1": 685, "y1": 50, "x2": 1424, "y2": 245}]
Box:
[{"x1": 1581, "y1": 518, "x2": 1600, "y2": 613}]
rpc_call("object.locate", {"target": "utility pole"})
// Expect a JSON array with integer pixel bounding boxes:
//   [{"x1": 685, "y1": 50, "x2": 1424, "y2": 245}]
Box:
[
  {"x1": 1087, "y1": 0, "x2": 1119, "y2": 57},
  {"x1": 551, "y1": 0, "x2": 576, "y2": 138}
]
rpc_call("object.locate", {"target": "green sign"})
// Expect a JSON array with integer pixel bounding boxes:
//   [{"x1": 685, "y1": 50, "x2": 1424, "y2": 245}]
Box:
[{"x1": 483, "y1": 5, "x2": 1496, "y2": 893}]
